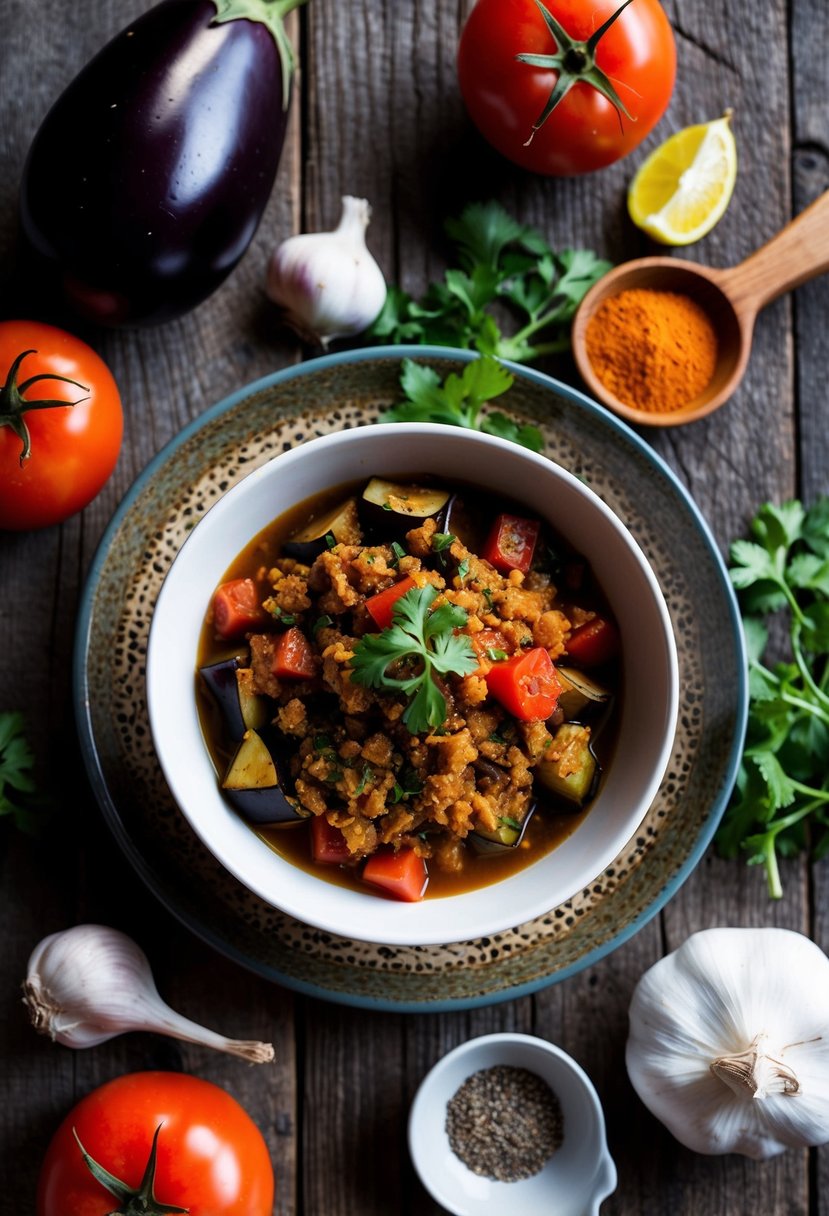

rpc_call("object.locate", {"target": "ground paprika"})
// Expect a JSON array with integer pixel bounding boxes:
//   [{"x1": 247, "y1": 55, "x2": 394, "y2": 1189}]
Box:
[{"x1": 584, "y1": 287, "x2": 718, "y2": 413}]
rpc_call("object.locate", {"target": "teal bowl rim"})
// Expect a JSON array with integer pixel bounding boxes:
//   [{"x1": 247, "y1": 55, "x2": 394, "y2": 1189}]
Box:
[{"x1": 72, "y1": 344, "x2": 749, "y2": 1012}]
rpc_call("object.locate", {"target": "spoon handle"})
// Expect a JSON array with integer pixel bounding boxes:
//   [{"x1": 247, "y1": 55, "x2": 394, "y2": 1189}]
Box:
[{"x1": 719, "y1": 190, "x2": 829, "y2": 315}]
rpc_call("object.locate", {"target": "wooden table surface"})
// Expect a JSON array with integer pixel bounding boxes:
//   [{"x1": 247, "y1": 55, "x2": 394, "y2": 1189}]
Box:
[{"x1": 2, "y1": 1, "x2": 828, "y2": 1213}]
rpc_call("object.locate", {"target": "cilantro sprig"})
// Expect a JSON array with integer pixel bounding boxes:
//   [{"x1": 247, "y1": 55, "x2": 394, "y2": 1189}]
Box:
[
  {"x1": 716, "y1": 498, "x2": 829, "y2": 897},
  {"x1": 349, "y1": 584, "x2": 478, "y2": 733},
  {"x1": 366, "y1": 200, "x2": 611, "y2": 362},
  {"x1": 381, "y1": 355, "x2": 543, "y2": 453},
  {"x1": 0, "y1": 711, "x2": 50, "y2": 834}
]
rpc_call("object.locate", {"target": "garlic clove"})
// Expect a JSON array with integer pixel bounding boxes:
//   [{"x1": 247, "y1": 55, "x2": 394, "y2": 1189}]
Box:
[
  {"x1": 265, "y1": 195, "x2": 387, "y2": 348},
  {"x1": 23, "y1": 923, "x2": 274, "y2": 1063}
]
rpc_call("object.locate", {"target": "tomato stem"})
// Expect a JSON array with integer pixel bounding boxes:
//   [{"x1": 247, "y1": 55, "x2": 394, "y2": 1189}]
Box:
[
  {"x1": 515, "y1": 0, "x2": 637, "y2": 143},
  {"x1": 73, "y1": 1124, "x2": 189, "y2": 1215},
  {"x1": 0, "y1": 348, "x2": 88, "y2": 466}
]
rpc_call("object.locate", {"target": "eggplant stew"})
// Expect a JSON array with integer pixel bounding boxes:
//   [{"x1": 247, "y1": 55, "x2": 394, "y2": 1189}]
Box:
[{"x1": 197, "y1": 476, "x2": 620, "y2": 902}]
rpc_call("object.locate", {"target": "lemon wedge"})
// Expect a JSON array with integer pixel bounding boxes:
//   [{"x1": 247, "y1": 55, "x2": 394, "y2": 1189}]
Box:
[{"x1": 627, "y1": 111, "x2": 737, "y2": 245}]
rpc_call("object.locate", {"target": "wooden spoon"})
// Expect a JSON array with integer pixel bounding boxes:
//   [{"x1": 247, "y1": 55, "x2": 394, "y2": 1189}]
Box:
[{"x1": 571, "y1": 190, "x2": 829, "y2": 427}]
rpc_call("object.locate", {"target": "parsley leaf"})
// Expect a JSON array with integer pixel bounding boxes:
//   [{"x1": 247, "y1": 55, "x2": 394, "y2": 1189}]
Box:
[
  {"x1": 366, "y1": 200, "x2": 611, "y2": 361},
  {"x1": 349, "y1": 584, "x2": 478, "y2": 733},
  {"x1": 0, "y1": 712, "x2": 50, "y2": 835},
  {"x1": 716, "y1": 497, "x2": 829, "y2": 897},
  {"x1": 381, "y1": 355, "x2": 543, "y2": 453}
]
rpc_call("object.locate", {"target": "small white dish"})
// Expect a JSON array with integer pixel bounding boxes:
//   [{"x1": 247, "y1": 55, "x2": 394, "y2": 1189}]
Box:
[{"x1": 408, "y1": 1032, "x2": 617, "y2": 1216}]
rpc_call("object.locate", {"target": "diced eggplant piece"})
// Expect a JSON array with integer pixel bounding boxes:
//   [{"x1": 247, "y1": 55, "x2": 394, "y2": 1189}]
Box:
[
  {"x1": 358, "y1": 477, "x2": 452, "y2": 539},
  {"x1": 282, "y1": 496, "x2": 359, "y2": 561},
  {"x1": 440, "y1": 493, "x2": 484, "y2": 553},
  {"x1": 554, "y1": 667, "x2": 611, "y2": 722},
  {"x1": 536, "y1": 722, "x2": 599, "y2": 807},
  {"x1": 221, "y1": 728, "x2": 306, "y2": 826},
  {"x1": 199, "y1": 657, "x2": 267, "y2": 743}
]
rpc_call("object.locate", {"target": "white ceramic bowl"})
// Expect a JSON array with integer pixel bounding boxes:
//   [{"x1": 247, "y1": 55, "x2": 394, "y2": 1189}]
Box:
[
  {"x1": 146, "y1": 422, "x2": 678, "y2": 946},
  {"x1": 408, "y1": 1032, "x2": 617, "y2": 1215}
]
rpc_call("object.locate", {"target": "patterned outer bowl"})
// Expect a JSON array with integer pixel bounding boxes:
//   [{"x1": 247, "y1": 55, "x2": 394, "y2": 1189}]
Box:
[
  {"x1": 144, "y1": 422, "x2": 678, "y2": 947},
  {"x1": 74, "y1": 346, "x2": 747, "y2": 1007}
]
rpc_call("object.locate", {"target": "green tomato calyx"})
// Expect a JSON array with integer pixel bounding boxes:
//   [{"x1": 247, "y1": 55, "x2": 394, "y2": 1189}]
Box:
[
  {"x1": 516, "y1": 0, "x2": 637, "y2": 144},
  {"x1": 0, "y1": 348, "x2": 88, "y2": 466},
  {"x1": 73, "y1": 1124, "x2": 189, "y2": 1216}
]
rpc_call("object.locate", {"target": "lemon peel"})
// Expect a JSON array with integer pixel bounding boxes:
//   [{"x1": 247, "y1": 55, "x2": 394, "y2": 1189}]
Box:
[{"x1": 627, "y1": 111, "x2": 737, "y2": 246}]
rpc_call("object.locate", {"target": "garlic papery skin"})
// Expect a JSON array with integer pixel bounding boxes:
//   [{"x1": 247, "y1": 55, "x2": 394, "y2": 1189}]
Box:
[
  {"x1": 625, "y1": 927, "x2": 829, "y2": 1160},
  {"x1": 23, "y1": 924, "x2": 274, "y2": 1063},
  {"x1": 265, "y1": 195, "x2": 387, "y2": 347}
]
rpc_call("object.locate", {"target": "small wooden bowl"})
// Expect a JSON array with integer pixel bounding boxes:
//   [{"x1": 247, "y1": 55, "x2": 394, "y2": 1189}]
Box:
[{"x1": 571, "y1": 190, "x2": 829, "y2": 428}]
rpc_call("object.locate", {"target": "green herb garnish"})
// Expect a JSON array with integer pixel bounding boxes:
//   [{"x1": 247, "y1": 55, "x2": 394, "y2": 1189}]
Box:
[
  {"x1": 391, "y1": 769, "x2": 424, "y2": 803},
  {"x1": 366, "y1": 199, "x2": 611, "y2": 362},
  {"x1": 432, "y1": 532, "x2": 456, "y2": 553},
  {"x1": 265, "y1": 601, "x2": 297, "y2": 625},
  {"x1": 499, "y1": 815, "x2": 522, "y2": 830},
  {"x1": 354, "y1": 766, "x2": 373, "y2": 796},
  {"x1": 457, "y1": 558, "x2": 471, "y2": 584},
  {"x1": 716, "y1": 498, "x2": 829, "y2": 898},
  {"x1": 486, "y1": 647, "x2": 508, "y2": 661},
  {"x1": 381, "y1": 355, "x2": 543, "y2": 453},
  {"x1": 0, "y1": 712, "x2": 50, "y2": 834},
  {"x1": 313, "y1": 614, "x2": 333, "y2": 635},
  {"x1": 349, "y1": 584, "x2": 478, "y2": 733},
  {"x1": 390, "y1": 541, "x2": 407, "y2": 567}
]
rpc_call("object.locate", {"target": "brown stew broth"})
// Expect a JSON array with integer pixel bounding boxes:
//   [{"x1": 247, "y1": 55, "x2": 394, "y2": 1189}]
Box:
[{"x1": 196, "y1": 476, "x2": 620, "y2": 900}]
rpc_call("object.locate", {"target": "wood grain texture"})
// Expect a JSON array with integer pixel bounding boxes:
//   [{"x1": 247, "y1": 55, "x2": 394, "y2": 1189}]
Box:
[{"x1": 1, "y1": 0, "x2": 826, "y2": 1212}]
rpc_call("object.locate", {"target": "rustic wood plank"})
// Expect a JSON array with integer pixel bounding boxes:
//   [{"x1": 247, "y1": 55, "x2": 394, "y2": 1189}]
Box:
[
  {"x1": 0, "y1": 1, "x2": 304, "y2": 1212},
  {"x1": 791, "y1": 0, "x2": 829, "y2": 1210},
  {"x1": 1, "y1": 0, "x2": 823, "y2": 1213}
]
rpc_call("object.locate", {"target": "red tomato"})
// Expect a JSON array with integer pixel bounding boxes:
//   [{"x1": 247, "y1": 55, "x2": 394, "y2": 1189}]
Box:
[
  {"x1": 485, "y1": 646, "x2": 563, "y2": 719},
  {"x1": 365, "y1": 575, "x2": 418, "y2": 630},
  {"x1": 566, "y1": 616, "x2": 620, "y2": 666},
  {"x1": 36, "y1": 1071, "x2": 274, "y2": 1216},
  {"x1": 272, "y1": 626, "x2": 318, "y2": 679},
  {"x1": 0, "y1": 320, "x2": 122, "y2": 530},
  {"x1": 457, "y1": 0, "x2": 676, "y2": 176},
  {"x1": 311, "y1": 815, "x2": 352, "y2": 864},
  {"x1": 362, "y1": 847, "x2": 428, "y2": 902},
  {"x1": 212, "y1": 577, "x2": 269, "y2": 639},
  {"x1": 481, "y1": 513, "x2": 540, "y2": 574}
]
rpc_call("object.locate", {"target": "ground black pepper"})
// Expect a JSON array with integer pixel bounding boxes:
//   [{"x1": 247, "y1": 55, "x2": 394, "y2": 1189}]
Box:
[{"x1": 445, "y1": 1064, "x2": 564, "y2": 1182}]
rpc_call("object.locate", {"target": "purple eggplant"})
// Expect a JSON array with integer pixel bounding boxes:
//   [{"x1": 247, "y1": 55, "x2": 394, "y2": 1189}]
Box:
[{"x1": 19, "y1": 0, "x2": 305, "y2": 327}]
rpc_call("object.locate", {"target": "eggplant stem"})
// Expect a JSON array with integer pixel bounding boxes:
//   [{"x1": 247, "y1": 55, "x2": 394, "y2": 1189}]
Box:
[{"x1": 210, "y1": 0, "x2": 308, "y2": 109}]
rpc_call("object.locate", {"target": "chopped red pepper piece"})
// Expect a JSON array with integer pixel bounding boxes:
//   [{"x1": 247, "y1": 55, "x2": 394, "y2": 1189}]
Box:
[
  {"x1": 311, "y1": 816, "x2": 351, "y2": 864},
  {"x1": 566, "y1": 617, "x2": 620, "y2": 667},
  {"x1": 271, "y1": 626, "x2": 318, "y2": 679},
  {"x1": 365, "y1": 575, "x2": 417, "y2": 630},
  {"x1": 362, "y1": 847, "x2": 428, "y2": 902},
  {"x1": 485, "y1": 646, "x2": 562, "y2": 720},
  {"x1": 212, "y1": 577, "x2": 268, "y2": 640},
  {"x1": 481, "y1": 513, "x2": 540, "y2": 574}
]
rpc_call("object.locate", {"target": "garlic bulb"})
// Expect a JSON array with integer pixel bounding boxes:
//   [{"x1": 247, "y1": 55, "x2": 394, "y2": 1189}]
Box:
[
  {"x1": 265, "y1": 195, "x2": 387, "y2": 347},
  {"x1": 626, "y1": 927, "x2": 829, "y2": 1159},
  {"x1": 23, "y1": 924, "x2": 274, "y2": 1063}
]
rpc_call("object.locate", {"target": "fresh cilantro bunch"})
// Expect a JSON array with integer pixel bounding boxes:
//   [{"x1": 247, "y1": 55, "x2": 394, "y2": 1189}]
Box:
[
  {"x1": 366, "y1": 200, "x2": 611, "y2": 363},
  {"x1": 349, "y1": 584, "x2": 478, "y2": 733},
  {"x1": 0, "y1": 711, "x2": 50, "y2": 834},
  {"x1": 381, "y1": 354, "x2": 543, "y2": 453},
  {"x1": 716, "y1": 498, "x2": 829, "y2": 897}
]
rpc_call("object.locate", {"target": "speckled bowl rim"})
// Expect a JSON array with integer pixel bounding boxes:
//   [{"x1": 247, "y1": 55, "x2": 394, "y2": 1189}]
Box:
[{"x1": 72, "y1": 345, "x2": 748, "y2": 1012}]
